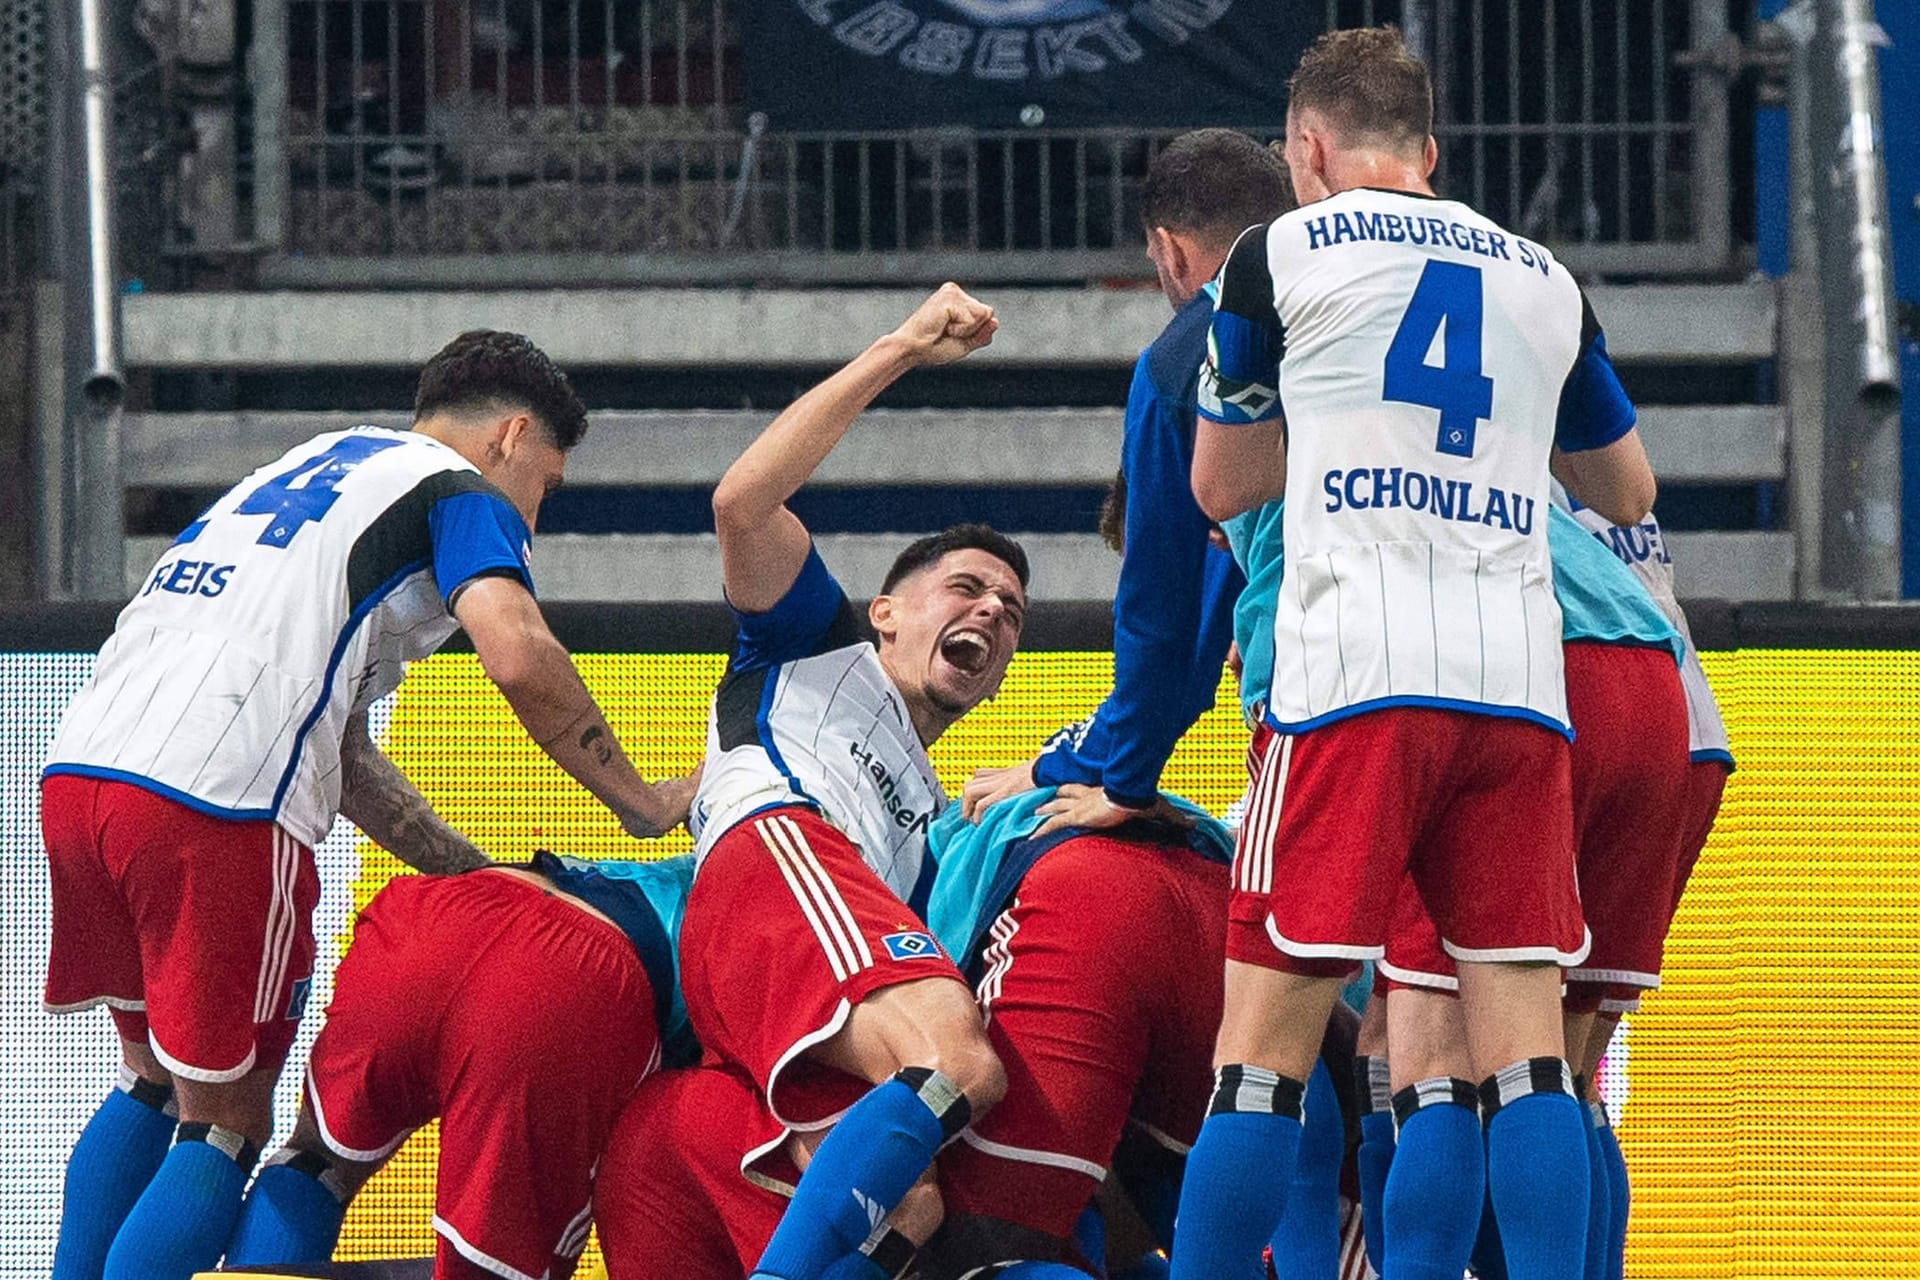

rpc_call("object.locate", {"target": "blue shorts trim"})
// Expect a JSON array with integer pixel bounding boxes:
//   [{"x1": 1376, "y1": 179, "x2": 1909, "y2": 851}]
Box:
[
  {"x1": 40, "y1": 765, "x2": 275, "y2": 824},
  {"x1": 1265, "y1": 695, "x2": 1575, "y2": 742}
]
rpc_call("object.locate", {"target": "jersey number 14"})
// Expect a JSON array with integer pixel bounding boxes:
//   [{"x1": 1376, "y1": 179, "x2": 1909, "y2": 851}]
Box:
[{"x1": 1383, "y1": 260, "x2": 1494, "y2": 459}]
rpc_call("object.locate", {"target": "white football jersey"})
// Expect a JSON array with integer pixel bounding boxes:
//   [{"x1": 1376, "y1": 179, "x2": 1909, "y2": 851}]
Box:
[
  {"x1": 45, "y1": 427, "x2": 534, "y2": 846},
  {"x1": 1200, "y1": 187, "x2": 1638, "y2": 734},
  {"x1": 688, "y1": 548, "x2": 943, "y2": 905},
  {"x1": 1553, "y1": 488, "x2": 1732, "y2": 764}
]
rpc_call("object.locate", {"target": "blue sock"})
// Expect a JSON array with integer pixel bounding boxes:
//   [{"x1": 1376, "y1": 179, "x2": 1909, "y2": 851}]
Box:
[
  {"x1": 1268, "y1": 1059, "x2": 1343, "y2": 1279},
  {"x1": 103, "y1": 1126, "x2": 257, "y2": 1280},
  {"x1": 1594, "y1": 1104, "x2": 1630, "y2": 1280},
  {"x1": 816, "y1": 1256, "x2": 887, "y2": 1280},
  {"x1": 1482, "y1": 1060, "x2": 1589, "y2": 1280},
  {"x1": 1470, "y1": 1180, "x2": 1509, "y2": 1280},
  {"x1": 1353, "y1": 1055, "x2": 1396, "y2": 1279},
  {"x1": 225, "y1": 1153, "x2": 347, "y2": 1265},
  {"x1": 52, "y1": 1070, "x2": 176, "y2": 1280},
  {"x1": 750, "y1": 1069, "x2": 966, "y2": 1280},
  {"x1": 1382, "y1": 1080, "x2": 1485, "y2": 1280},
  {"x1": 1579, "y1": 1097, "x2": 1612, "y2": 1280},
  {"x1": 1167, "y1": 1065, "x2": 1304, "y2": 1280}
]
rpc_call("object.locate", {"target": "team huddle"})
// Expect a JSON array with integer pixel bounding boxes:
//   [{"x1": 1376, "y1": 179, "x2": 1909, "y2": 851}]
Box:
[{"x1": 36, "y1": 26, "x2": 1730, "y2": 1280}]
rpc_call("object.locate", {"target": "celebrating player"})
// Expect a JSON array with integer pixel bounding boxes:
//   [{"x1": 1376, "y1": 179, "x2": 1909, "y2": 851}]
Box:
[
  {"x1": 38, "y1": 331, "x2": 694, "y2": 1280},
  {"x1": 960, "y1": 127, "x2": 1288, "y2": 829},
  {"x1": 222, "y1": 851, "x2": 694, "y2": 1280},
  {"x1": 1555, "y1": 488, "x2": 1735, "y2": 1279},
  {"x1": 1171, "y1": 27, "x2": 1656, "y2": 1280},
  {"x1": 919, "y1": 789, "x2": 1234, "y2": 1274},
  {"x1": 674, "y1": 283, "x2": 1025, "y2": 1280}
]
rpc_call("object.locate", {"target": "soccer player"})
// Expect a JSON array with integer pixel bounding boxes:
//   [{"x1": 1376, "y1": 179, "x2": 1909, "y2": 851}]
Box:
[
  {"x1": 676, "y1": 283, "x2": 1025, "y2": 1280},
  {"x1": 223, "y1": 851, "x2": 694, "y2": 1280},
  {"x1": 1172, "y1": 27, "x2": 1656, "y2": 1280},
  {"x1": 1364, "y1": 504, "x2": 1690, "y2": 1280},
  {"x1": 1555, "y1": 489, "x2": 1734, "y2": 1280},
  {"x1": 37, "y1": 331, "x2": 694, "y2": 1280},
  {"x1": 919, "y1": 789, "x2": 1234, "y2": 1274},
  {"x1": 960, "y1": 127, "x2": 1288, "y2": 829}
]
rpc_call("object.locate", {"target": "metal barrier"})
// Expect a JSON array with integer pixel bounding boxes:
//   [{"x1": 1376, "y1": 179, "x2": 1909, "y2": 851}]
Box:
[{"x1": 225, "y1": 0, "x2": 1735, "y2": 284}]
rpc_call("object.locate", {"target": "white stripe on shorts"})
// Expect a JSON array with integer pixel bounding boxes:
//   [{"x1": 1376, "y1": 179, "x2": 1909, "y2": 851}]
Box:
[
  {"x1": 758, "y1": 815, "x2": 873, "y2": 981},
  {"x1": 975, "y1": 902, "x2": 1021, "y2": 1015},
  {"x1": 253, "y1": 828, "x2": 297, "y2": 1022}
]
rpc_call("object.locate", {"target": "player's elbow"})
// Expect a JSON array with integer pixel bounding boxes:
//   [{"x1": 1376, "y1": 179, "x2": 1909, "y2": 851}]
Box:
[
  {"x1": 1192, "y1": 470, "x2": 1258, "y2": 523},
  {"x1": 710, "y1": 470, "x2": 766, "y2": 536}
]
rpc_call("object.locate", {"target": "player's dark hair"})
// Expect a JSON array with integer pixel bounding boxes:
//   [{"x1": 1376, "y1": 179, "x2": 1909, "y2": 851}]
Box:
[
  {"x1": 413, "y1": 329, "x2": 590, "y2": 450},
  {"x1": 881, "y1": 523, "x2": 1031, "y2": 595},
  {"x1": 1288, "y1": 25, "x2": 1434, "y2": 155},
  {"x1": 1099, "y1": 469, "x2": 1127, "y2": 553},
  {"x1": 1141, "y1": 129, "x2": 1295, "y2": 249}
]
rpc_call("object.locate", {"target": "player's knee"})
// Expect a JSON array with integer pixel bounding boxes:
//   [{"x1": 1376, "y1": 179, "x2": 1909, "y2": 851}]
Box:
[{"x1": 927, "y1": 1033, "x2": 1006, "y2": 1115}]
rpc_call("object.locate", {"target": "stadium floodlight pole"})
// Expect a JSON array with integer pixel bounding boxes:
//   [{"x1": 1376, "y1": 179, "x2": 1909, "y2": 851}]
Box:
[
  {"x1": 49, "y1": 0, "x2": 127, "y2": 599},
  {"x1": 1813, "y1": 0, "x2": 1901, "y2": 598}
]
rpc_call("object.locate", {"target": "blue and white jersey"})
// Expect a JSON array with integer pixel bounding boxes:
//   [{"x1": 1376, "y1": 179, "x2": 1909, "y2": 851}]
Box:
[
  {"x1": 45, "y1": 428, "x2": 532, "y2": 847},
  {"x1": 1554, "y1": 487, "x2": 1732, "y2": 766},
  {"x1": 687, "y1": 546, "x2": 944, "y2": 903},
  {"x1": 1200, "y1": 188, "x2": 1638, "y2": 736},
  {"x1": 1547, "y1": 505, "x2": 1683, "y2": 664}
]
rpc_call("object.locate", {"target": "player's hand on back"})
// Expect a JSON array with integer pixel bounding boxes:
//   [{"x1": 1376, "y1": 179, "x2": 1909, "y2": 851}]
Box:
[
  {"x1": 1033, "y1": 782, "x2": 1157, "y2": 838},
  {"x1": 889, "y1": 282, "x2": 998, "y2": 368},
  {"x1": 618, "y1": 763, "x2": 703, "y2": 840},
  {"x1": 960, "y1": 760, "x2": 1036, "y2": 822}
]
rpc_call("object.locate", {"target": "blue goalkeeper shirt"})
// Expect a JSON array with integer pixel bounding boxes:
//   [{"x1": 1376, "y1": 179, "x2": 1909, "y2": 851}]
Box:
[{"x1": 1032, "y1": 286, "x2": 1244, "y2": 808}]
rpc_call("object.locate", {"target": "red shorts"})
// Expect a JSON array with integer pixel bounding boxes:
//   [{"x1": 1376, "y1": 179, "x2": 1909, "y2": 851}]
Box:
[
  {"x1": 41, "y1": 773, "x2": 320, "y2": 1082},
  {"x1": 1560, "y1": 643, "x2": 1693, "y2": 1006},
  {"x1": 1228, "y1": 708, "x2": 1584, "y2": 974},
  {"x1": 596, "y1": 1066, "x2": 793, "y2": 1280},
  {"x1": 680, "y1": 806, "x2": 969, "y2": 1130},
  {"x1": 1672, "y1": 759, "x2": 1730, "y2": 915},
  {"x1": 305, "y1": 870, "x2": 659, "y2": 1280},
  {"x1": 940, "y1": 832, "x2": 1230, "y2": 1240},
  {"x1": 1378, "y1": 875, "x2": 1456, "y2": 993}
]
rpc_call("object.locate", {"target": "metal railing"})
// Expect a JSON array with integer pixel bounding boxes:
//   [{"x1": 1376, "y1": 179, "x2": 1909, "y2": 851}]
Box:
[{"x1": 174, "y1": 0, "x2": 1738, "y2": 282}]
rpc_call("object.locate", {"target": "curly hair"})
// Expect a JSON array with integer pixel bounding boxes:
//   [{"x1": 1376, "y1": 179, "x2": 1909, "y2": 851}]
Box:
[{"x1": 413, "y1": 330, "x2": 590, "y2": 450}]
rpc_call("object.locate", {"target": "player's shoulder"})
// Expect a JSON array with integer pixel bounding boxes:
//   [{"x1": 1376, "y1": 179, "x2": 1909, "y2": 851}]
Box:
[{"x1": 1143, "y1": 287, "x2": 1217, "y2": 397}]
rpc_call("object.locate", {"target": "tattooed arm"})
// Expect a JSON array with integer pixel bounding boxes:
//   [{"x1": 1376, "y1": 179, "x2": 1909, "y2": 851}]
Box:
[
  {"x1": 338, "y1": 713, "x2": 491, "y2": 873},
  {"x1": 452, "y1": 575, "x2": 694, "y2": 838}
]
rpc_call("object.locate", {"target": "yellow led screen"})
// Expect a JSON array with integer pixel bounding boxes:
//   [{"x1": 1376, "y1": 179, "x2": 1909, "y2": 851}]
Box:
[{"x1": 323, "y1": 648, "x2": 1920, "y2": 1277}]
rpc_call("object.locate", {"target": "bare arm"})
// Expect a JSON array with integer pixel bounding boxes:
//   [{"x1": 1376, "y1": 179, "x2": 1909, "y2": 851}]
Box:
[
  {"x1": 338, "y1": 712, "x2": 491, "y2": 874},
  {"x1": 454, "y1": 575, "x2": 696, "y2": 838},
  {"x1": 1191, "y1": 418, "x2": 1288, "y2": 523},
  {"x1": 711, "y1": 283, "x2": 999, "y2": 613},
  {"x1": 1552, "y1": 428, "x2": 1657, "y2": 526}
]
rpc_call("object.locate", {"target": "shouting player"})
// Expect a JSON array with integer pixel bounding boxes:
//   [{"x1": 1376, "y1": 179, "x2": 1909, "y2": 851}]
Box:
[
  {"x1": 1171, "y1": 27, "x2": 1656, "y2": 1280},
  {"x1": 38, "y1": 331, "x2": 694, "y2": 1280},
  {"x1": 673, "y1": 284, "x2": 1026, "y2": 1280}
]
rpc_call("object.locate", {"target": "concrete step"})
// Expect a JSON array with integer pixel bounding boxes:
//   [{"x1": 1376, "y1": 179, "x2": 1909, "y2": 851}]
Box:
[
  {"x1": 123, "y1": 403, "x2": 1786, "y2": 488},
  {"x1": 125, "y1": 529, "x2": 1797, "y2": 604},
  {"x1": 122, "y1": 281, "x2": 1778, "y2": 369}
]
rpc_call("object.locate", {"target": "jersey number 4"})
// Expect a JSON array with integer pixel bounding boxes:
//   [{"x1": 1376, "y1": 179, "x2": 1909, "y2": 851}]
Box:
[
  {"x1": 1383, "y1": 260, "x2": 1494, "y2": 459},
  {"x1": 180, "y1": 435, "x2": 405, "y2": 550}
]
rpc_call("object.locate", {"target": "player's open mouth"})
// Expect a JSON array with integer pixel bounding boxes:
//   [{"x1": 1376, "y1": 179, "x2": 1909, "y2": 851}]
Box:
[{"x1": 939, "y1": 628, "x2": 993, "y2": 676}]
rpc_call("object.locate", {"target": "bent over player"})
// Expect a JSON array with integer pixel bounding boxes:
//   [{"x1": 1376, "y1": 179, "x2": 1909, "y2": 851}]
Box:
[
  {"x1": 38, "y1": 332, "x2": 693, "y2": 1280},
  {"x1": 1171, "y1": 28, "x2": 1656, "y2": 1280},
  {"x1": 676, "y1": 284, "x2": 1026, "y2": 1280},
  {"x1": 224, "y1": 852, "x2": 694, "y2": 1280}
]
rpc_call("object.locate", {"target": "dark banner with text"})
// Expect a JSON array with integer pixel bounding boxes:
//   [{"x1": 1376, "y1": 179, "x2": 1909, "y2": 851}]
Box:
[{"x1": 742, "y1": 0, "x2": 1318, "y2": 130}]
